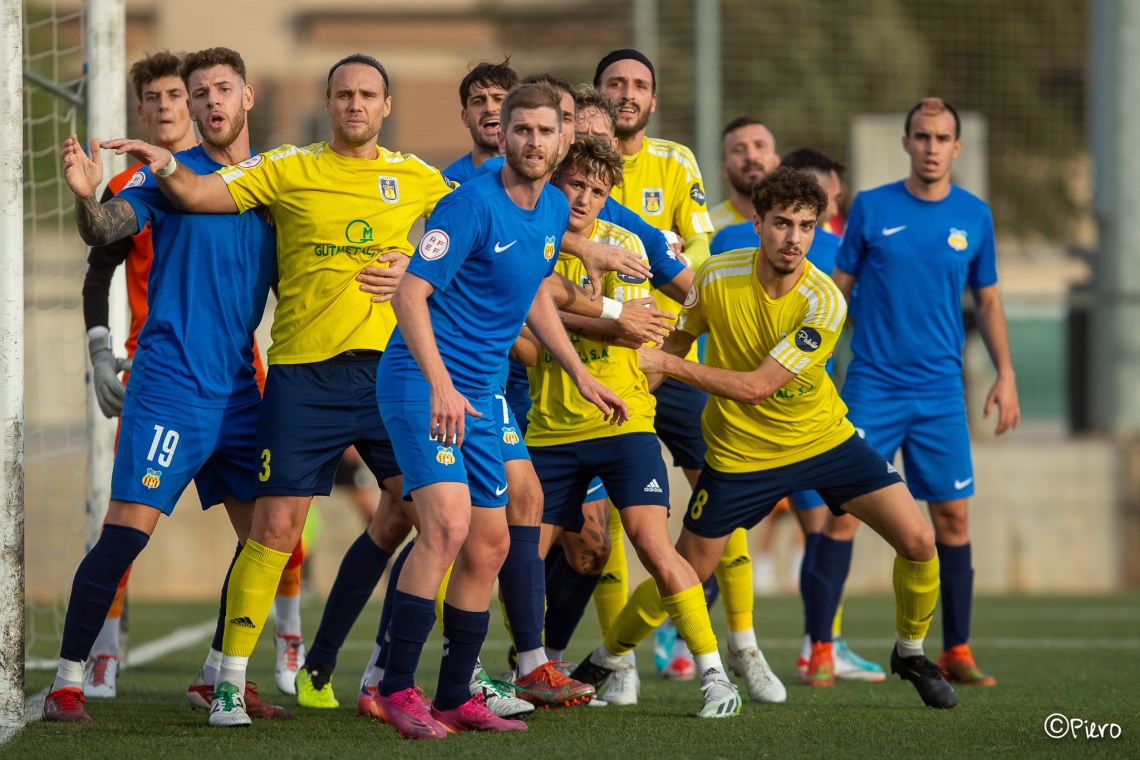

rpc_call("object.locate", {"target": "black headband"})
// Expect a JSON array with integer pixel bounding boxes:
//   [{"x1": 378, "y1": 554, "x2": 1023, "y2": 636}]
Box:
[
  {"x1": 328, "y1": 53, "x2": 389, "y2": 92},
  {"x1": 593, "y1": 48, "x2": 655, "y2": 90}
]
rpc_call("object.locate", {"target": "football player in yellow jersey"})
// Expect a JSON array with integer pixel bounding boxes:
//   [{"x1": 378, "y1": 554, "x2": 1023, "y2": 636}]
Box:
[
  {"x1": 709, "y1": 116, "x2": 781, "y2": 233},
  {"x1": 630, "y1": 166, "x2": 957, "y2": 709}
]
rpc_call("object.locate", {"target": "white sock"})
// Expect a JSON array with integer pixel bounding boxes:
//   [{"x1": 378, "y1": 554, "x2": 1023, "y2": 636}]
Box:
[
  {"x1": 274, "y1": 593, "x2": 302, "y2": 637},
  {"x1": 694, "y1": 651, "x2": 726, "y2": 684},
  {"x1": 53, "y1": 658, "x2": 85, "y2": 692},
  {"x1": 727, "y1": 628, "x2": 758, "y2": 653},
  {"x1": 621, "y1": 650, "x2": 636, "y2": 666},
  {"x1": 218, "y1": 654, "x2": 249, "y2": 696},
  {"x1": 202, "y1": 648, "x2": 223, "y2": 685},
  {"x1": 91, "y1": 617, "x2": 120, "y2": 658},
  {"x1": 895, "y1": 633, "x2": 925, "y2": 659},
  {"x1": 590, "y1": 644, "x2": 625, "y2": 670},
  {"x1": 544, "y1": 647, "x2": 564, "y2": 662},
  {"x1": 361, "y1": 644, "x2": 385, "y2": 690},
  {"x1": 800, "y1": 633, "x2": 812, "y2": 661},
  {"x1": 671, "y1": 636, "x2": 692, "y2": 660},
  {"x1": 516, "y1": 647, "x2": 549, "y2": 677}
]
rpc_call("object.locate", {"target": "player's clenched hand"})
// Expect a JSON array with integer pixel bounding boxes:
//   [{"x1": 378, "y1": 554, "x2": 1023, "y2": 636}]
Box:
[
  {"x1": 984, "y1": 372, "x2": 1020, "y2": 435},
  {"x1": 61, "y1": 135, "x2": 103, "y2": 200},
  {"x1": 430, "y1": 383, "x2": 482, "y2": 447},
  {"x1": 575, "y1": 376, "x2": 629, "y2": 426},
  {"x1": 616, "y1": 297, "x2": 675, "y2": 344},
  {"x1": 100, "y1": 138, "x2": 173, "y2": 175},
  {"x1": 357, "y1": 252, "x2": 410, "y2": 303},
  {"x1": 582, "y1": 240, "x2": 652, "y2": 299}
]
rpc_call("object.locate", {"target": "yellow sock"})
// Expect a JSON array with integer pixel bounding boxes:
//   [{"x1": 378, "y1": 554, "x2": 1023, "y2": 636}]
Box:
[
  {"x1": 892, "y1": 554, "x2": 940, "y2": 642},
  {"x1": 714, "y1": 527, "x2": 753, "y2": 633},
  {"x1": 222, "y1": 540, "x2": 292, "y2": 657},
  {"x1": 593, "y1": 503, "x2": 628, "y2": 635},
  {"x1": 832, "y1": 599, "x2": 844, "y2": 638},
  {"x1": 663, "y1": 583, "x2": 719, "y2": 657},
  {"x1": 603, "y1": 578, "x2": 667, "y2": 657},
  {"x1": 436, "y1": 562, "x2": 453, "y2": 635}
]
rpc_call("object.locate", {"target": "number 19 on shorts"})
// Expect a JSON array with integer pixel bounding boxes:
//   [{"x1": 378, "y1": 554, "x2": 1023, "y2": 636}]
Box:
[{"x1": 147, "y1": 425, "x2": 180, "y2": 467}]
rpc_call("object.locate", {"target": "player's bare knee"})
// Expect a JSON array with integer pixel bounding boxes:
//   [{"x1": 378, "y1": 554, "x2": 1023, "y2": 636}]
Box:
[
  {"x1": 565, "y1": 540, "x2": 610, "y2": 574},
  {"x1": 899, "y1": 522, "x2": 936, "y2": 562},
  {"x1": 370, "y1": 507, "x2": 413, "y2": 553}
]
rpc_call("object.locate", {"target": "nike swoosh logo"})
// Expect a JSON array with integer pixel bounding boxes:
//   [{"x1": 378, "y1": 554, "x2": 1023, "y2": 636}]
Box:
[
  {"x1": 882, "y1": 226, "x2": 906, "y2": 236},
  {"x1": 954, "y1": 478, "x2": 973, "y2": 490},
  {"x1": 494, "y1": 240, "x2": 516, "y2": 253},
  {"x1": 495, "y1": 485, "x2": 508, "y2": 496}
]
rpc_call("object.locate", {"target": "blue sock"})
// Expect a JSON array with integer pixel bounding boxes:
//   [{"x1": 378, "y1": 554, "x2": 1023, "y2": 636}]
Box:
[
  {"x1": 307, "y1": 531, "x2": 392, "y2": 667},
  {"x1": 498, "y1": 525, "x2": 544, "y2": 653},
  {"x1": 808, "y1": 535, "x2": 852, "y2": 643},
  {"x1": 703, "y1": 573, "x2": 721, "y2": 608},
  {"x1": 211, "y1": 543, "x2": 242, "y2": 652},
  {"x1": 60, "y1": 524, "x2": 149, "y2": 662},
  {"x1": 434, "y1": 604, "x2": 490, "y2": 712},
  {"x1": 800, "y1": 533, "x2": 821, "y2": 638},
  {"x1": 543, "y1": 551, "x2": 601, "y2": 651},
  {"x1": 378, "y1": 590, "x2": 435, "y2": 697},
  {"x1": 937, "y1": 542, "x2": 973, "y2": 650},
  {"x1": 376, "y1": 541, "x2": 414, "y2": 668}
]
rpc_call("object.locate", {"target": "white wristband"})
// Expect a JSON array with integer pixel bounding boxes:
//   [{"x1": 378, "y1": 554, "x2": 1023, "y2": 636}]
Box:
[
  {"x1": 600, "y1": 297, "x2": 623, "y2": 321},
  {"x1": 154, "y1": 155, "x2": 177, "y2": 178}
]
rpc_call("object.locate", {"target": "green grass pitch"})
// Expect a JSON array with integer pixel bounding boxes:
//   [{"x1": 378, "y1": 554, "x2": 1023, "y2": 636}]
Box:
[{"x1": 7, "y1": 593, "x2": 1139, "y2": 758}]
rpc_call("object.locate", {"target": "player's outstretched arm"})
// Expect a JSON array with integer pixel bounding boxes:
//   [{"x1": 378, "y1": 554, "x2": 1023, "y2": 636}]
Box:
[
  {"x1": 510, "y1": 327, "x2": 542, "y2": 367},
  {"x1": 61, "y1": 135, "x2": 139, "y2": 246},
  {"x1": 640, "y1": 341, "x2": 795, "y2": 406},
  {"x1": 391, "y1": 273, "x2": 481, "y2": 445},
  {"x1": 545, "y1": 272, "x2": 674, "y2": 343},
  {"x1": 559, "y1": 313, "x2": 643, "y2": 350},
  {"x1": 973, "y1": 284, "x2": 1020, "y2": 434},
  {"x1": 561, "y1": 232, "x2": 651, "y2": 298},
  {"x1": 526, "y1": 283, "x2": 628, "y2": 426},
  {"x1": 654, "y1": 266, "x2": 695, "y2": 305},
  {"x1": 100, "y1": 138, "x2": 238, "y2": 214}
]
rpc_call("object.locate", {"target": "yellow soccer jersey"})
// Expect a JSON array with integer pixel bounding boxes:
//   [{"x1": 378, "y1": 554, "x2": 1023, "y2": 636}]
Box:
[
  {"x1": 709, "y1": 199, "x2": 747, "y2": 233},
  {"x1": 525, "y1": 219, "x2": 656, "y2": 447},
  {"x1": 679, "y1": 250, "x2": 855, "y2": 472},
  {"x1": 218, "y1": 142, "x2": 452, "y2": 364}
]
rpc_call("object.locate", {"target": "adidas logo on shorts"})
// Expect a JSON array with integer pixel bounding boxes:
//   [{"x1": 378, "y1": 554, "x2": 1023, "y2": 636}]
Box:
[
  {"x1": 644, "y1": 479, "x2": 663, "y2": 493},
  {"x1": 228, "y1": 616, "x2": 256, "y2": 629}
]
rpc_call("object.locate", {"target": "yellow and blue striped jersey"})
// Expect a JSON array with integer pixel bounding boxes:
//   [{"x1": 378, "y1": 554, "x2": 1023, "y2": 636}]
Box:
[
  {"x1": 679, "y1": 250, "x2": 854, "y2": 472},
  {"x1": 218, "y1": 142, "x2": 452, "y2": 365},
  {"x1": 526, "y1": 219, "x2": 656, "y2": 447}
]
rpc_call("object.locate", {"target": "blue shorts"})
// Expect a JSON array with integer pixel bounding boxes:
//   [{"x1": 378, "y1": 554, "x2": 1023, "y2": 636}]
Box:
[
  {"x1": 683, "y1": 434, "x2": 903, "y2": 539},
  {"x1": 653, "y1": 377, "x2": 708, "y2": 470},
  {"x1": 381, "y1": 391, "x2": 506, "y2": 508},
  {"x1": 843, "y1": 391, "x2": 973, "y2": 502},
  {"x1": 532, "y1": 432, "x2": 670, "y2": 532},
  {"x1": 111, "y1": 391, "x2": 258, "y2": 515},
  {"x1": 254, "y1": 353, "x2": 400, "y2": 498},
  {"x1": 491, "y1": 393, "x2": 530, "y2": 463},
  {"x1": 791, "y1": 490, "x2": 826, "y2": 509},
  {"x1": 585, "y1": 477, "x2": 608, "y2": 504}
]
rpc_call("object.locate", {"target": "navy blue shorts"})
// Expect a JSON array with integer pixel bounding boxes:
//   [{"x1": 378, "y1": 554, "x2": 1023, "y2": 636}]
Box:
[
  {"x1": 254, "y1": 353, "x2": 400, "y2": 497},
  {"x1": 532, "y1": 432, "x2": 670, "y2": 532},
  {"x1": 683, "y1": 434, "x2": 903, "y2": 539},
  {"x1": 653, "y1": 377, "x2": 708, "y2": 470},
  {"x1": 112, "y1": 392, "x2": 259, "y2": 514}
]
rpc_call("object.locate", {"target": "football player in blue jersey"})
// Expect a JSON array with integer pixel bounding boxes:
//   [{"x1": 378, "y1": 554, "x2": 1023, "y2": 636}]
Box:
[
  {"x1": 442, "y1": 59, "x2": 518, "y2": 184},
  {"x1": 821, "y1": 97, "x2": 1020, "y2": 688},
  {"x1": 371, "y1": 81, "x2": 628, "y2": 739},
  {"x1": 44, "y1": 47, "x2": 291, "y2": 724}
]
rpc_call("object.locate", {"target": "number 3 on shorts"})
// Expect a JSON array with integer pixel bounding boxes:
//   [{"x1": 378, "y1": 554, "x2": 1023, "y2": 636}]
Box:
[
  {"x1": 259, "y1": 449, "x2": 271, "y2": 482},
  {"x1": 690, "y1": 488, "x2": 708, "y2": 520}
]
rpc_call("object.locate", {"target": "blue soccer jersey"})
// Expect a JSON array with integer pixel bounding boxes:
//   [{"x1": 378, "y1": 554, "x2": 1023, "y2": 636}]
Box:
[
  {"x1": 442, "y1": 152, "x2": 478, "y2": 184},
  {"x1": 383, "y1": 171, "x2": 570, "y2": 396},
  {"x1": 711, "y1": 221, "x2": 841, "y2": 276},
  {"x1": 118, "y1": 145, "x2": 277, "y2": 407},
  {"x1": 836, "y1": 181, "x2": 997, "y2": 395}
]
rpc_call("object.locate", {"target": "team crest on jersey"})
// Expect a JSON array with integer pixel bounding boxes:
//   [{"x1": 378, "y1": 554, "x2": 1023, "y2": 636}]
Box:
[
  {"x1": 947, "y1": 228, "x2": 968, "y2": 251},
  {"x1": 643, "y1": 189, "x2": 664, "y2": 215},
  {"x1": 236, "y1": 154, "x2": 264, "y2": 170},
  {"x1": 379, "y1": 176, "x2": 400, "y2": 204},
  {"x1": 543, "y1": 236, "x2": 556, "y2": 260},
  {"x1": 141, "y1": 468, "x2": 162, "y2": 489},
  {"x1": 436, "y1": 446, "x2": 456, "y2": 465},
  {"x1": 690, "y1": 182, "x2": 706, "y2": 206},
  {"x1": 125, "y1": 171, "x2": 146, "y2": 189},
  {"x1": 502, "y1": 427, "x2": 520, "y2": 445}
]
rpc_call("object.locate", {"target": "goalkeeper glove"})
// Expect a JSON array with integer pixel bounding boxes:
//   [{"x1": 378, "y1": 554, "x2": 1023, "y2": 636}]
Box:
[{"x1": 88, "y1": 326, "x2": 131, "y2": 418}]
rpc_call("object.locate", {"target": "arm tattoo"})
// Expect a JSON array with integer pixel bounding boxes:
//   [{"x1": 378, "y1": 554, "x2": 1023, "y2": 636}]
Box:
[{"x1": 74, "y1": 195, "x2": 139, "y2": 247}]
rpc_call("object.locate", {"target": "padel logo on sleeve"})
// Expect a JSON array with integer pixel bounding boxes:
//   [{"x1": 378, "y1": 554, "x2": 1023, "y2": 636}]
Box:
[
  {"x1": 419, "y1": 229, "x2": 450, "y2": 260},
  {"x1": 795, "y1": 327, "x2": 821, "y2": 352}
]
